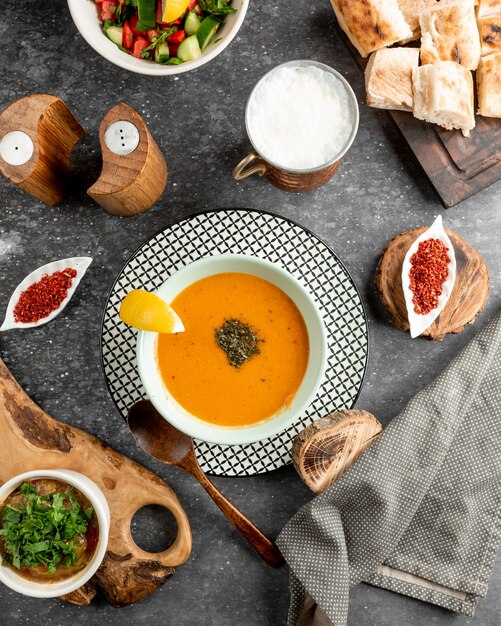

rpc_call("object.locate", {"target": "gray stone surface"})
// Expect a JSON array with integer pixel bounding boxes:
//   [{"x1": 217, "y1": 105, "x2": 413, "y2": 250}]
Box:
[{"x1": 0, "y1": 1, "x2": 500, "y2": 624}]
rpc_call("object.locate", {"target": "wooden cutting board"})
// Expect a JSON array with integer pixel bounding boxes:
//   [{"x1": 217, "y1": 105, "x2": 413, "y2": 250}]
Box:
[
  {"x1": 336, "y1": 27, "x2": 501, "y2": 207},
  {"x1": 0, "y1": 358, "x2": 192, "y2": 607}
]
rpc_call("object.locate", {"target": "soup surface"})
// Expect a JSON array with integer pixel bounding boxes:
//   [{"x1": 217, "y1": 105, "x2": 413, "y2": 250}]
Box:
[
  {"x1": 0, "y1": 479, "x2": 98, "y2": 582},
  {"x1": 157, "y1": 272, "x2": 310, "y2": 427}
]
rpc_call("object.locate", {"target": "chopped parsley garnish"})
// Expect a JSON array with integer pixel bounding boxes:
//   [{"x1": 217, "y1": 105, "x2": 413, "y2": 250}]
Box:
[
  {"x1": 215, "y1": 318, "x2": 261, "y2": 368},
  {"x1": 0, "y1": 483, "x2": 93, "y2": 573}
]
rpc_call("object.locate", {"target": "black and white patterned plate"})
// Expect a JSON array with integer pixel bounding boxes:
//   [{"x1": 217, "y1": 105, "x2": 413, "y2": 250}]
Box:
[{"x1": 101, "y1": 209, "x2": 369, "y2": 476}]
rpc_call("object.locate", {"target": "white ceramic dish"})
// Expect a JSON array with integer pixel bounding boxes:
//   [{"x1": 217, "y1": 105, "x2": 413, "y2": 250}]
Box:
[
  {"x1": 401, "y1": 215, "x2": 456, "y2": 339},
  {"x1": 137, "y1": 253, "x2": 328, "y2": 445},
  {"x1": 0, "y1": 469, "x2": 110, "y2": 598},
  {"x1": 0, "y1": 257, "x2": 92, "y2": 331},
  {"x1": 67, "y1": 0, "x2": 248, "y2": 76}
]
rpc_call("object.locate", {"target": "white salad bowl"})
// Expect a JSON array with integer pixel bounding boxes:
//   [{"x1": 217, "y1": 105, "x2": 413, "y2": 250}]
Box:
[
  {"x1": 137, "y1": 254, "x2": 328, "y2": 446},
  {"x1": 0, "y1": 469, "x2": 110, "y2": 598},
  {"x1": 67, "y1": 0, "x2": 248, "y2": 75}
]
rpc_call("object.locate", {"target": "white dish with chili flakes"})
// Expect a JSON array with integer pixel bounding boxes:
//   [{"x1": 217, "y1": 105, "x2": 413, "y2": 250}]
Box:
[
  {"x1": 0, "y1": 257, "x2": 92, "y2": 331},
  {"x1": 0, "y1": 469, "x2": 110, "y2": 598},
  {"x1": 401, "y1": 215, "x2": 456, "y2": 339}
]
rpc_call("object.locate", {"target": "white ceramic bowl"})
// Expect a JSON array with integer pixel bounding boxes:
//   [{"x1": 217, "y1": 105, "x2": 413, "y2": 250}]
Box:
[
  {"x1": 0, "y1": 470, "x2": 110, "y2": 598},
  {"x1": 137, "y1": 254, "x2": 327, "y2": 445},
  {"x1": 67, "y1": 0, "x2": 248, "y2": 75}
]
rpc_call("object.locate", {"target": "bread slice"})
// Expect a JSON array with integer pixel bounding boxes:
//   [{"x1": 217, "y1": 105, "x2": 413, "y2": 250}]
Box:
[
  {"x1": 397, "y1": 0, "x2": 440, "y2": 41},
  {"x1": 477, "y1": 0, "x2": 501, "y2": 19},
  {"x1": 478, "y1": 16, "x2": 501, "y2": 55},
  {"x1": 330, "y1": 0, "x2": 413, "y2": 58},
  {"x1": 477, "y1": 52, "x2": 501, "y2": 117},
  {"x1": 365, "y1": 48, "x2": 419, "y2": 111},
  {"x1": 420, "y1": 0, "x2": 481, "y2": 70},
  {"x1": 412, "y1": 61, "x2": 475, "y2": 136}
]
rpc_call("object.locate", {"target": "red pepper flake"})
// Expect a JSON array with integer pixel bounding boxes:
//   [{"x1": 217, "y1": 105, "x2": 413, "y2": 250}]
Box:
[
  {"x1": 409, "y1": 238, "x2": 449, "y2": 315},
  {"x1": 13, "y1": 268, "x2": 77, "y2": 324}
]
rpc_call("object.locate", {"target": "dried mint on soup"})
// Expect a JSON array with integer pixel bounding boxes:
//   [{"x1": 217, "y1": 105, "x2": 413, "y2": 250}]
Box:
[{"x1": 215, "y1": 318, "x2": 261, "y2": 368}]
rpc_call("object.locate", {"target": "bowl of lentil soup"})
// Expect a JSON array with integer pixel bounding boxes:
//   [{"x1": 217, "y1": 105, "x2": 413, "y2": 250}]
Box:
[{"x1": 136, "y1": 254, "x2": 327, "y2": 445}]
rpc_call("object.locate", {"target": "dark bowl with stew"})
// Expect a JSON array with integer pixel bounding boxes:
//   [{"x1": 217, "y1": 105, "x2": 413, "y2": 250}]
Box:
[{"x1": 0, "y1": 469, "x2": 110, "y2": 597}]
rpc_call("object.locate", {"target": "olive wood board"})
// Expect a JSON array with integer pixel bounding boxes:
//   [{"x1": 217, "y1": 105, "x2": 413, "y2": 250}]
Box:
[
  {"x1": 335, "y1": 26, "x2": 501, "y2": 207},
  {"x1": 0, "y1": 358, "x2": 192, "y2": 607},
  {"x1": 375, "y1": 228, "x2": 489, "y2": 340}
]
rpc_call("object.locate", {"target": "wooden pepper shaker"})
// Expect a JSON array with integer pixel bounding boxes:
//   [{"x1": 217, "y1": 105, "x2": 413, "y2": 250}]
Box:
[
  {"x1": 0, "y1": 94, "x2": 86, "y2": 205},
  {"x1": 87, "y1": 102, "x2": 167, "y2": 217}
]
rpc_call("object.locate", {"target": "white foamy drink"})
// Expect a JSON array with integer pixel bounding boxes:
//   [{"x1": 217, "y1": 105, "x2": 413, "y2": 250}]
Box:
[{"x1": 246, "y1": 64, "x2": 356, "y2": 171}]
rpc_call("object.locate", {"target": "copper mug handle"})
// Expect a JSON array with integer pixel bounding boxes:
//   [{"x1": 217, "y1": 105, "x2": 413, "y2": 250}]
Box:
[{"x1": 233, "y1": 152, "x2": 267, "y2": 180}]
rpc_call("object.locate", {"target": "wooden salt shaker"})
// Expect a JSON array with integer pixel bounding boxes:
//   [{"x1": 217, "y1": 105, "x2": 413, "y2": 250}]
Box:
[
  {"x1": 87, "y1": 103, "x2": 167, "y2": 216},
  {"x1": 0, "y1": 94, "x2": 86, "y2": 205}
]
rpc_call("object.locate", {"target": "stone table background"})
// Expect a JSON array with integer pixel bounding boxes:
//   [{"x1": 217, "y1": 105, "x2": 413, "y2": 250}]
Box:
[{"x1": 1, "y1": 1, "x2": 500, "y2": 624}]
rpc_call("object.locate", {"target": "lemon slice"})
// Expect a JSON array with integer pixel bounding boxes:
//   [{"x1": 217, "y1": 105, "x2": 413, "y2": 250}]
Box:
[
  {"x1": 162, "y1": 0, "x2": 190, "y2": 23},
  {"x1": 119, "y1": 290, "x2": 185, "y2": 333}
]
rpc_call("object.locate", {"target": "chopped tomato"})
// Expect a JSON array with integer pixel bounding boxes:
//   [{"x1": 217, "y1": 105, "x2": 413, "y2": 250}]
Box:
[
  {"x1": 167, "y1": 29, "x2": 186, "y2": 44},
  {"x1": 122, "y1": 20, "x2": 134, "y2": 49},
  {"x1": 187, "y1": 0, "x2": 201, "y2": 13},
  {"x1": 147, "y1": 28, "x2": 160, "y2": 42},
  {"x1": 129, "y1": 15, "x2": 148, "y2": 35},
  {"x1": 133, "y1": 36, "x2": 150, "y2": 58},
  {"x1": 156, "y1": 0, "x2": 167, "y2": 24},
  {"x1": 100, "y1": 0, "x2": 118, "y2": 21},
  {"x1": 167, "y1": 17, "x2": 183, "y2": 25},
  {"x1": 169, "y1": 43, "x2": 179, "y2": 57}
]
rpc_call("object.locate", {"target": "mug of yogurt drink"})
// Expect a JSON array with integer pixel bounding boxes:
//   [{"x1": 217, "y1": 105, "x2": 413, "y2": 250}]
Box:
[{"x1": 233, "y1": 60, "x2": 359, "y2": 192}]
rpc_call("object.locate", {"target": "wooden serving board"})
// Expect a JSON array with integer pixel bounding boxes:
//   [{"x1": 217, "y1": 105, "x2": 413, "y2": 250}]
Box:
[
  {"x1": 0, "y1": 358, "x2": 192, "y2": 607},
  {"x1": 336, "y1": 27, "x2": 501, "y2": 207}
]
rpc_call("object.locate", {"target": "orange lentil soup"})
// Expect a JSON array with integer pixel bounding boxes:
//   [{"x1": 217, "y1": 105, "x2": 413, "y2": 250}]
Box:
[{"x1": 156, "y1": 272, "x2": 309, "y2": 427}]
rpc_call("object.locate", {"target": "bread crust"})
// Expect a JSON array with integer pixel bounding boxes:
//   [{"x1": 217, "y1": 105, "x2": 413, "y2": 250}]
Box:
[
  {"x1": 478, "y1": 16, "x2": 501, "y2": 56},
  {"x1": 365, "y1": 48, "x2": 419, "y2": 111},
  {"x1": 420, "y1": 0, "x2": 481, "y2": 70},
  {"x1": 477, "y1": 52, "x2": 501, "y2": 117},
  {"x1": 330, "y1": 0, "x2": 412, "y2": 57}
]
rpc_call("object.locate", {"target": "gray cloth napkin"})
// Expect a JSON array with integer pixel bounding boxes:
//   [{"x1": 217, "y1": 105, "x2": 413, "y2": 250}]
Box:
[{"x1": 277, "y1": 309, "x2": 501, "y2": 626}]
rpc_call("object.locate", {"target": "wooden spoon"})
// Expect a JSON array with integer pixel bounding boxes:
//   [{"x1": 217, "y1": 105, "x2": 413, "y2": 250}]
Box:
[{"x1": 126, "y1": 400, "x2": 284, "y2": 568}]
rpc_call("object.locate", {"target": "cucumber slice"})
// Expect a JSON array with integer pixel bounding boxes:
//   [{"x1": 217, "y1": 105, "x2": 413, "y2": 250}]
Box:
[
  {"x1": 185, "y1": 11, "x2": 201, "y2": 36},
  {"x1": 137, "y1": 0, "x2": 156, "y2": 29},
  {"x1": 177, "y1": 34, "x2": 202, "y2": 61},
  {"x1": 154, "y1": 41, "x2": 170, "y2": 63},
  {"x1": 105, "y1": 25, "x2": 124, "y2": 46},
  {"x1": 167, "y1": 57, "x2": 183, "y2": 64},
  {"x1": 196, "y1": 16, "x2": 220, "y2": 50}
]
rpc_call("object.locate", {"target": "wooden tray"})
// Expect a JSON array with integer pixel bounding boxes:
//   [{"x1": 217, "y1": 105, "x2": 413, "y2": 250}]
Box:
[
  {"x1": 337, "y1": 27, "x2": 501, "y2": 207},
  {"x1": 0, "y1": 358, "x2": 192, "y2": 607}
]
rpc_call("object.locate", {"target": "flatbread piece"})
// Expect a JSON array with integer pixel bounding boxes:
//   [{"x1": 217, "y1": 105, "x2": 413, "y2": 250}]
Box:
[
  {"x1": 412, "y1": 61, "x2": 475, "y2": 136},
  {"x1": 330, "y1": 0, "x2": 413, "y2": 57},
  {"x1": 365, "y1": 48, "x2": 419, "y2": 111},
  {"x1": 477, "y1": 52, "x2": 501, "y2": 117},
  {"x1": 420, "y1": 0, "x2": 481, "y2": 70}
]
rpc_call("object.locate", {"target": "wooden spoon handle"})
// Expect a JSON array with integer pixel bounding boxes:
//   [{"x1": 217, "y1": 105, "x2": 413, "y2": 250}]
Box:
[{"x1": 194, "y1": 469, "x2": 284, "y2": 568}]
